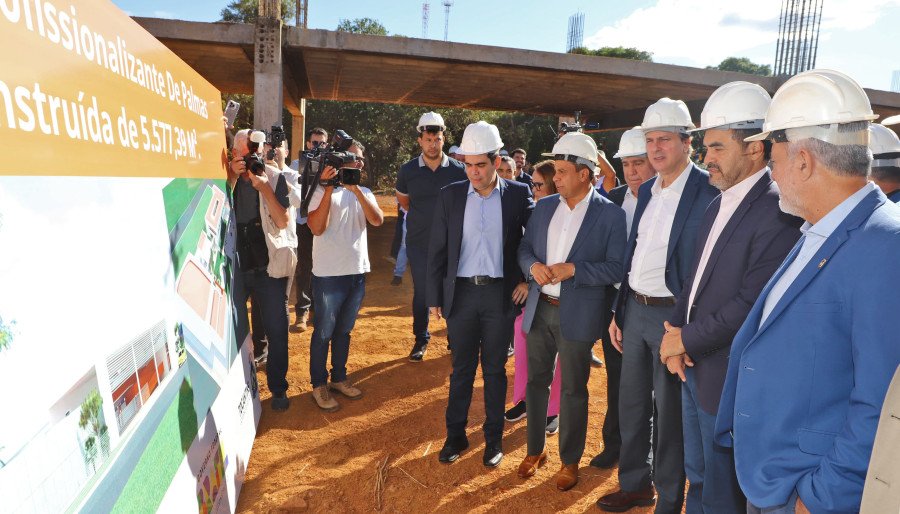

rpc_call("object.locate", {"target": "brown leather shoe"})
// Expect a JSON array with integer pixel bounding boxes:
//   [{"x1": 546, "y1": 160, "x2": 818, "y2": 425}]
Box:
[
  {"x1": 556, "y1": 463, "x2": 579, "y2": 491},
  {"x1": 516, "y1": 451, "x2": 547, "y2": 478},
  {"x1": 595, "y1": 485, "x2": 657, "y2": 512}
]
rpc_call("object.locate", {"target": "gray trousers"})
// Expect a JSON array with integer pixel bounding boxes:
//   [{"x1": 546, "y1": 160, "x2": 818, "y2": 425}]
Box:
[
  {"x1": 525, "y1": 300, "x2": 593, "y2": 465},
  {"x1": 618, "y1": 297, "x2": 685, "y2": 514}
]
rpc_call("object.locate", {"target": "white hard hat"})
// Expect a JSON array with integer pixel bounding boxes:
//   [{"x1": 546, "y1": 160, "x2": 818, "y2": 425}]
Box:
[
  {"x1": 870, "y1": 124, "x2": 900, "y2": 168},
  {"x1": 642, "y1": 97, "x2": 695, "y2": 133},
  {"x1": 693, "y1": 81, "x2": 771, "y2": 132},
  {"x1": 417, "y1": 111, "x2": 446, "y2": 132},
  {"x1": 551, "y1": 132, "x2": 599, "y2": 170},
  {"x1": 746, "y1": 69, "x2": 878, "y2": 144},
  {"x1": 458, "y1": 121, "x2": 504, "y2": 155},
  {"x1": 448, "y1": 145, "x2": 460, "y2": 154},
  {"x1": 614, "y1": 127, "x2": 647, "y2": 159}
]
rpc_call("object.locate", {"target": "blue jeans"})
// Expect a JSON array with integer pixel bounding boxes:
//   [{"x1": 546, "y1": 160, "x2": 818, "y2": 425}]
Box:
[
  {"x1": 683, "y1": 368, "x2": 745, "y2": 514},
  {"x1": 234, "y1": 270, "x2": 289, "y2": 395},
  {"x1": 309, "y1": 274, "x2": 366, "y2": 388},
  {"x1": 393, "y1": 218, "x2": 408, "y2": 276}
]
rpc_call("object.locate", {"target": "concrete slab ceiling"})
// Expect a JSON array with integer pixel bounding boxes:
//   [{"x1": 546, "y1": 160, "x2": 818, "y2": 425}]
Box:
[{"x1": 134, "y1": 18, "x2": 900, "y2": 130}]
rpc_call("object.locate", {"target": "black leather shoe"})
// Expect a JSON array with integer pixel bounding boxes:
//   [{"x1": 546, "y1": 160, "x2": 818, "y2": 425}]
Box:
[
  {"x1": 409, "y1": 342, "x2": 428, "y2": 362},
  {"x1": 271, "y1": 393, "x2": 290, "y2": 412},
  {"x1": 483, "y1": 444, "x2": 503, "y2": 467},
  {"x1": 438, "y1": 437, "x2": 469, "y2": 463},
  {"x1": 589, "y1": 448, "x2": 620, "y2": 469}
]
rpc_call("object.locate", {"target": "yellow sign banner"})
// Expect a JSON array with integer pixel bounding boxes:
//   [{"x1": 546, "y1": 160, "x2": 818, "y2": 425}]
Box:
[{"x1": 0, "y1": 0, "x2": 226, "y2": 178}]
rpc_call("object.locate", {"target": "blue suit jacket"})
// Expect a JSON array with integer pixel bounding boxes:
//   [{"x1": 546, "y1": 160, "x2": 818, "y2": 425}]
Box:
[
  {"x1": 426, "y1": 178, "x2": 534, "y2": 316},
  {"x1": 518, "y1": 189, "x2": 627, "y2": 342},
  {"x1": 714, "y1": 188, "x2": 900, "y2": 513},
  {"x1": 614, "y1": 164, "x2": 719, "y2": 327},
  {"x1": 669, "y1": 171, "x2": 803, "y2": 414},
  {"x1": 888, "y1": 188, "x2": 900, "y2": 203}
]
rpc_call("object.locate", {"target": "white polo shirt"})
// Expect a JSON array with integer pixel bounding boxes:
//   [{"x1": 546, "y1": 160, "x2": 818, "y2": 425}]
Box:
[
  {"x1": 308, "y1": 185, "x2": 377, "y2": 277},
  {"x1": 628, "y1": 163, "x2": 692, "y2": 297}
]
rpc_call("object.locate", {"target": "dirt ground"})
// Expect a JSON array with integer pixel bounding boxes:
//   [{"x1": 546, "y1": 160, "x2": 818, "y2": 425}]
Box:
[{"x1": 236, "y1": 195, "x2": 655, "y2": 514}]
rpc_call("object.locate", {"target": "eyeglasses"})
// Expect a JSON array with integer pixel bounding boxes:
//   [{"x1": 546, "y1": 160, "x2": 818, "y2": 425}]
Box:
[
  {"x1": 532, "y1": 181, "x2": 544, "y2": 190},
  {"x1": 310, "y1": 140, "x2": 324, "y2": 148}
]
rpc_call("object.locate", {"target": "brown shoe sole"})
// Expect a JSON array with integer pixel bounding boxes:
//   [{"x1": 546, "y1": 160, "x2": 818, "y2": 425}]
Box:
[{"x1": 517, "y1": 452, "x2": 547, "y2": 478}]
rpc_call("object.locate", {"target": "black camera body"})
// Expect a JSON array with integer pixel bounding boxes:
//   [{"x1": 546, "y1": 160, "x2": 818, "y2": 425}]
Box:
[
  {"x1": 243, "y1": 153, "x2": 266, "y2": 176},
  {"x1": 299, "y1": 129, "x2": 361, "y2": 215},
  {"x1": 265, "y1": 125, "x2": 286, "y2": 160}
]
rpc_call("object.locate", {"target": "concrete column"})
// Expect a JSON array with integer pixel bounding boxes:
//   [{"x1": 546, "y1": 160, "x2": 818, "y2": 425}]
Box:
[
  {"x1": 291, "y1": 99, "x2": 306, "y2": 162},
  {"x1": 253, "y1": 1, "x2": 283, "y2": 130}
]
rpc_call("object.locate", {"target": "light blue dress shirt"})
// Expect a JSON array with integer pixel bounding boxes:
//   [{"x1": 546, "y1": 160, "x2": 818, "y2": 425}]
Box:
[
  {"x1": 457, "y1": 178, "x2": 504, "y2": 278},
  {"x1": 759, "y1": 182, "x2": 876, "y2": 325}
]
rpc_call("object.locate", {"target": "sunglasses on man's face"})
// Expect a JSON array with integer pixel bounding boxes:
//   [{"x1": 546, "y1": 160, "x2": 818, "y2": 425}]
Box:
[{"x1": 532, "y1": 181, "x2": 544, "y2": 190}]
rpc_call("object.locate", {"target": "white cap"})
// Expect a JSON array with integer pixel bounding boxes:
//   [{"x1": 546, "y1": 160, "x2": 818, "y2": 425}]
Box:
[
  {"x1": 448, "y1": 145, "x2": 460, "y2": 154},
  {"x1": 642, "y1": 97, "x2": 695, "y2": 133},
  {"x1": 458, "y1": 121, "x2": 504, "y2": 155},
  {"x1": 746, "y1": 69, "x2": 878, "y2": 144},
  {"x1": 614, "y1": 127, "x2": 647, "y2": 158},
  {"x1": 249, "y1": 130, "x2": 267, "y2": 145},
  {"x1": 417, "y1": 111, "x2": 446, "y2": 132},
  {"x1": 692, "y1": 81, "x2": 771, "y2": 132},
  {"x1": 551, "y1": 132, "x2": 599, "y2": 171}
]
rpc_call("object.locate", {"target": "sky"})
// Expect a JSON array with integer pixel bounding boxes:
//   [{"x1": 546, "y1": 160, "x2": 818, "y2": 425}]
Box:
[{"x1": 111, "y1": 0, "x2": 900, "y2": 91}]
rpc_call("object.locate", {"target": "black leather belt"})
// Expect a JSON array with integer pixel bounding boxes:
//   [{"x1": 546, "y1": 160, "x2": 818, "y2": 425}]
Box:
[
  {"x1": 631, "y1": 291, "x2": 676, "y2": 307},
  {"x1": 539, "y1": 293, "x2": 559, "y2": 306},
  {"x1": 458, "y1": 276, "x2": 502, "y2": 285}
]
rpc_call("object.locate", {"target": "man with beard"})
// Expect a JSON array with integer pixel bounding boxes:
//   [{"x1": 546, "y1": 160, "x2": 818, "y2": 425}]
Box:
[
  {"x1": 396, "y1": 112, "x2": 466, "y2": 361},
  {"x1": 715, "y1": 69, "x2": 900, "y2": 514},
  {"x1": 658, "y1": 81, "x2": 802, "y2": 513}
]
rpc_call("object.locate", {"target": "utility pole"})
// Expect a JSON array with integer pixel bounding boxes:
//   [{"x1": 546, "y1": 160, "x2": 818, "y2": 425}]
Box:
[
  {"x1": 422, "y1": 2, "x2": 430, "y2": 38},
  {"x1": 442, "y1": 0, "x2": 453, "y2": 41}
]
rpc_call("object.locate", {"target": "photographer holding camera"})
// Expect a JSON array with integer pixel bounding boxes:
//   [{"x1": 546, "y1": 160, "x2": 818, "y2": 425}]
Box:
[
  {"x1": 228, "y1": 128, "x2": 299, "y2": 412},
  {"x1": 305, "y1": 139, "x2": 384, "y2": 412}
]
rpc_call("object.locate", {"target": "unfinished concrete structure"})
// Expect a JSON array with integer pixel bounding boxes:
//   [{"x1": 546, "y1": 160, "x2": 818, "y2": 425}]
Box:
[{"x1": 133, "y1": 17, "x2": 900, "y2": 159}]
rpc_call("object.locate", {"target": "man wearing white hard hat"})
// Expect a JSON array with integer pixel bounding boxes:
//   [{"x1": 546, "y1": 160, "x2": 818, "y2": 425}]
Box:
[
  {"x1": 588, "y1": 126, "x2": 657, "y2": 472},
  {"x1": 426, "y1": 121, "x2": 534, "y2": 467},
  {"x1": 448, "y1": 144, "x2": 463, "y2": 162},
  {"x1": 598, "y1": 98, "x2": 718, "y2": 513},
  {"x1": 713, "y1": 70, "x2": 900, "y2": 514},
  {"x1": 395, "y1": 112, "x2": 466, "y2": 362},
  {"x1": 869, "y1": 123, "x2": 900, "y2": 202},
  {"x1": 516, "y1": 132, "x2": 626, "y2": 492},
  {"x1": 654, "y1": 82, "x2": 803, "y2": 513}
]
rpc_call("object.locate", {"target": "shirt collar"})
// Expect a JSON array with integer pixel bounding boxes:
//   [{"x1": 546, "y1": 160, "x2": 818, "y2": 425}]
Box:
[
  {"x1": 651, "y1": 161, "x2": 692, "y2": 196},
  {"x1": 558, "y1": 187, "x2": 593, "y2": 209},
  {"x1": 722, "y1": 167, "x2": 768, "y2": 203},
  {"x1": 418, "y1": 153, "x2": 450, "y2": 168},
  {"x1": 802, "y1": 181, "x2": 876, "y2": 238},
  {"x1": 467, "y1": 176, "x2": 502, "y2": 196}
]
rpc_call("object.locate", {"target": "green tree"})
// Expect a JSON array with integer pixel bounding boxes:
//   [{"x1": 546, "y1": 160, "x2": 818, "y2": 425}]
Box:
[
  {"x1": 0, "y1": 317, "x2": 12, "y2": 352},
  {"x1": 220, "y1": 0, "x2": 295, "y2": 24},
  {"x1": 569, "y1": 46, "x2": 653, "y2": 62},
  {"x1": 336, "y1": 17, "x2": 389, "y2": 36},
  {"x1": 706, "y1": 57, "x2": 771, "y2": 76},
  {"x1": 79, "y1": 390, "x2": 108, "y2": 472}
]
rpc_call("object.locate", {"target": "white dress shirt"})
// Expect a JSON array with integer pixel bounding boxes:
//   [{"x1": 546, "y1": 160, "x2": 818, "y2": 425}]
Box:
[
  {"x1": 541, "y1": 189, "x2": 592, "y2": 297},
  {"x1": 759, "y1": 182, "x2": 875, "y2": 325},
  {"x1": 628, "y1": 163, "x2": 692, "y2": 297},
  {"x1": 686, "y1": 168, "x2": 768, "y2": 316},
  {"x1": 622, "y1": 188, "x2": 639, "y2": 235}
]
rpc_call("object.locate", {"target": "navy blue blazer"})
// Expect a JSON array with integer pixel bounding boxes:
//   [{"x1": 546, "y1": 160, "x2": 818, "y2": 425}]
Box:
[
  {"x1": 669, "y1": 171, "x2": 802, "y2": 414},
  {"x1": 607, "y1": 184, "x2": 628, "y2": 207},
  {"x1": 613, "y1": 164, "x2": 719, "y2": 328},
  {"x1": 518, "y1": 189, "x2": 627, "y2": 342},
  {"x1": 426, "y1": 178, "x2": 534, "y2": 316},
  {"x1": 715, "y1": 188, "x2": 900, "y2": 512}
]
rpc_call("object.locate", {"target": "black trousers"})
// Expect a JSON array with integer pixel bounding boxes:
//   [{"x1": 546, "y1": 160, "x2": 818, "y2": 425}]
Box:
[
  {"x1": 294, "y1": 222, "x2": 314, "y2": 315},
  {"x1": 444, "y1": 281, "x2": 513, "y2": 445},
  {"x1": 406, "y1": 245, "x2": 430, "y2": 345},
  {"x1": 600, "y1": 285, "x2": 622, "y2": 454}
]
